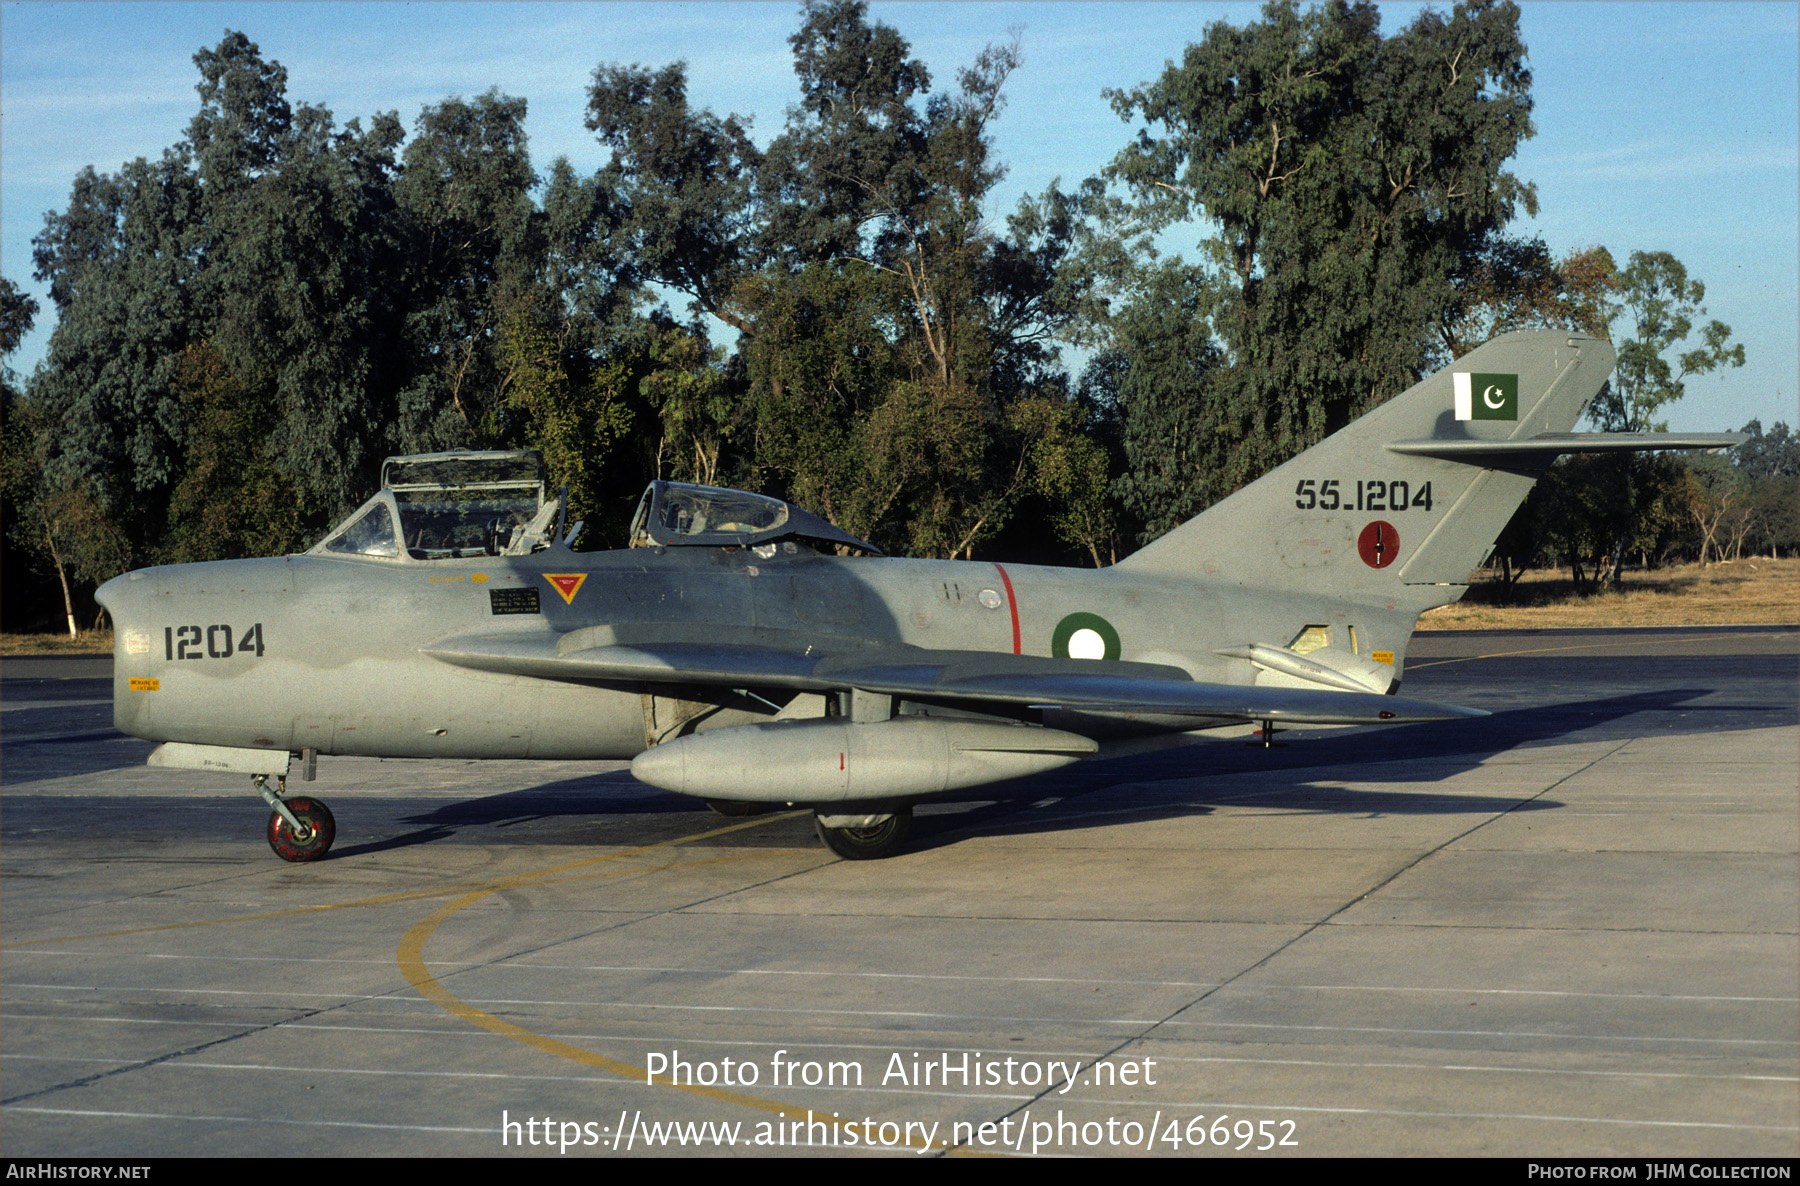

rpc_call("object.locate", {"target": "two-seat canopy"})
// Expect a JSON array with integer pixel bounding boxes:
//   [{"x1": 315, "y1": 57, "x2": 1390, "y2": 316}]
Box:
[{"x1": 313, "y1": 453, "x2": 878, "y2": 560}]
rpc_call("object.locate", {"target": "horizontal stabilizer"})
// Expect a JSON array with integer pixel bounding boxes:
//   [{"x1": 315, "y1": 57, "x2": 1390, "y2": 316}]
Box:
[{"x1": 1387, "y1": 432, "x2": 1747, "y2": 459}]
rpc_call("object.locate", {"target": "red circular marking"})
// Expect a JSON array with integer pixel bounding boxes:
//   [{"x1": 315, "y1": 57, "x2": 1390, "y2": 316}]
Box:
[{"x1": 1358, "y1": 520, "x2": 1399, "y2": 568}]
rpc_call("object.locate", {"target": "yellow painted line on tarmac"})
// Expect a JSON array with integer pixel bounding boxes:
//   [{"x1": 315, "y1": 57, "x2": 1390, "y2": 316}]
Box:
[
  {"x1": 1405, "y1": 630, "x2": 1790, "y2": 671},
  {"x1": 395, "y1": 812, "x2": 978, "y2": 1156},
  {"x1": 10, "y1": 808, "x2": 953, "y2": 1146}
]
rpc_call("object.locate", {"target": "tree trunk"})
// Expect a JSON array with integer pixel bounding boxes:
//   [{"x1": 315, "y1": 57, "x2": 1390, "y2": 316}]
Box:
[
  {"x1": 1604, "y1": 531, "x2": 1627, "y2": 592},
  {"x1": 45, "y1": 524, "x2": 77, "y2": 638}
]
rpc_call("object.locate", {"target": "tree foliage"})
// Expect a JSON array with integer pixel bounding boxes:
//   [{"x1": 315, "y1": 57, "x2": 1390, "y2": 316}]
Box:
[
  {"x1": 1103, "y1": 0, "x2": 1537, "y2": 513},
  {"x1": 1, "y1": 277, "x2": 38, "y2": 360},
  {"x1": 16, "y1": 32, "x2": 670, "y2": 584},
  {"x1": 1106, "y1": 262, "x2": 1224, "y2": 541},
  {"x1": 1437, "y1": 239, "x2": 1619, "y2": 357},
  {"x1": 1683, "y1": 421, "x2": 1799, "y2": 563},
  {"x1": 4, "y1": 5, "x2": 1120, "y2": 625},
  {"x1": 3, "y1": 5, "x2": 1772, "y2": 634},
  {"x1": 1442, "y1": 241, "x2": 1753, "y2": 589},
  {"x1": 586, "y1": 0, "x2": 1103, "y2": 558}
]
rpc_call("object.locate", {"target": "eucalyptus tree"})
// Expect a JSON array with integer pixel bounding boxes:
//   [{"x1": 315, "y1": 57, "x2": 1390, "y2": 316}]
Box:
[
  {"x1": 0, "y1": 277, "x2": 80, "y2": 634},
  {"x1": 1584, "y1": 252, "x2": 1744, "y2": 586},
  {"x1": 1105, "y1": 261, "x2": 1226, "y2": 541},
  {"x1": 1730, "y1": 420, "x2": 1798, "y2": 558},
  {"x1": 393, "y1": 91, "x2": 541, "y2": 451},
  {"x1": 586, "y1": 1, "x2": 1104, "y2": 558},
  {"x1": 29, "y1": 152, "x2": 204, "y2": 564},
  {"x1": 1435, "y1": 239, "x2": 1621, "y2": 359},
  {"x1": 26, "y1": 32, "x2": 407, "y2": 565},
  {"x1": 1103, "y1": 0, "x2": 1537, "y2": 517},
  {"x1": 1456, "y1": 246, "x2": 1748, "y2": 586}
]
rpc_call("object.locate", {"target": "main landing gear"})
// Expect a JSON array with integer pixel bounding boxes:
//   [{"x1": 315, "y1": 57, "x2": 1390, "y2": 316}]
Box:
[
  {"x1": 705, "y1": 799, "x2": 774, "y2": 817},
  {"x1": 254, "y1": 773, "x2": 336, "y2": 862},
  {"x1": 1246, "y1": 719, "x2": 1287, "y2": 748},
  {"x1": 813, "y1": 807, "x2": 912, "y2": 860}
]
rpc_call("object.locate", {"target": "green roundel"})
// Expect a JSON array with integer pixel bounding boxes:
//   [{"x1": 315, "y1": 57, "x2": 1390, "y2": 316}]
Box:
[{"x1": 1052, "y1": 612, "x2": 1120, "y2": 661}]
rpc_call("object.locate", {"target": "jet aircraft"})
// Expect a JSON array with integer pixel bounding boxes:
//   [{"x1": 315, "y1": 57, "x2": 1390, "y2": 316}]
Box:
[{"x1": 96, "y1": 331, "x2": 1741, "y2": 859}]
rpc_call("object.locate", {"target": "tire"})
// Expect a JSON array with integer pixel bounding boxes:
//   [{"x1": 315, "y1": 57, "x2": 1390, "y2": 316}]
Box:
[
  {"x1": 267, "y1": 797, "x2": 336, "y2": 862},
  {"x1": 814, "y1": 807, "x2": 912, "y2": 860}
]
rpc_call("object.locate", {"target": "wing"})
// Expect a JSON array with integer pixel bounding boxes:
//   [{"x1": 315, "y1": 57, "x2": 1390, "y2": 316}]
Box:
[{"x1": 423, "y1": 630, "x2": 1485, "y2": 727}]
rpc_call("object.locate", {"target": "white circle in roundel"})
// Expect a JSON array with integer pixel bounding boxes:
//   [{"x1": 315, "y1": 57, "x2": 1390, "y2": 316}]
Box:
[
  {"x1": 1067, "y1": 627, "x2": 1107, "y2": 660},
  {"x1": 977, "y1": 588, "x2": 1003, "y2": 609}
]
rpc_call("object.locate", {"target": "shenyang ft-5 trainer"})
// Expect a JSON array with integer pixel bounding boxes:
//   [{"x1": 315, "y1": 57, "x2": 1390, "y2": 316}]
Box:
[{"x1": 97, "y1": 332, "x2": 1741, "y2": 860}]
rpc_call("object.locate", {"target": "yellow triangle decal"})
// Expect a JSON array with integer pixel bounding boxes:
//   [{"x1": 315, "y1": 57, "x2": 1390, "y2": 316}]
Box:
[{"x1": 544, "y1": 573, "x2": 586, "y2": 605}]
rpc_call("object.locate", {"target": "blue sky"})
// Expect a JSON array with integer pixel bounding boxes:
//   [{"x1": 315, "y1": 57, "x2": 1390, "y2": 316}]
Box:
[{"x1": 2, "y1": 1, "x2": 1794, "y2": 432}]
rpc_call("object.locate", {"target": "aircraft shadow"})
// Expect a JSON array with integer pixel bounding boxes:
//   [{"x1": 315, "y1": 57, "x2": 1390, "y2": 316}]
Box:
[
  {"x1": 328, "y1": 684, "x2": 1764, "y2": 858},
  {"x1": 904, "y1": 685, "x2": 1766, "y2": 852},
  {"x1": 326, "y1": 779, "x2": 702, "y2": 858}
]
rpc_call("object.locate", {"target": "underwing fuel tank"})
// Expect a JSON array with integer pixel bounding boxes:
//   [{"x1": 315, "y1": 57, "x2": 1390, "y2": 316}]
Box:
[{"x1": 629, "y1": 716, "x2": 1099, "y2": 803}]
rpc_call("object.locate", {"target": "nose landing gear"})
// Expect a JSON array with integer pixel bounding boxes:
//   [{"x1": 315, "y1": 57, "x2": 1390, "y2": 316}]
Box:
[{"x1": 254, "y1": 773, "x2": 336, "y2": 862}]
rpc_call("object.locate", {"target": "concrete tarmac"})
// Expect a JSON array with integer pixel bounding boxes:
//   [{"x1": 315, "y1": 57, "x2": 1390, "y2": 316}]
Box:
[{"x1": 2, "y1": 627, "x2": 1795, "y2": 1158}]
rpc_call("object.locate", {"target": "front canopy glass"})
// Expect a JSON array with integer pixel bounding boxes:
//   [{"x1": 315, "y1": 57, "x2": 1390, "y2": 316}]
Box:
[
  {"x1": 323, "y1": 502, "x2": 400, "y2": 558},
  {"x1": 385, "y1": 451, "x2": 548, "y2": 558},
  {"x1": 314, "y1": 450, "x2": 562, "y2": 560}
]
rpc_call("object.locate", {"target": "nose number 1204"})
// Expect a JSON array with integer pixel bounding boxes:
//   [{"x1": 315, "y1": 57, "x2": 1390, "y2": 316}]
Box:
[{"x1": 164, "y1": 623, "x2": 266, "y2": 660}]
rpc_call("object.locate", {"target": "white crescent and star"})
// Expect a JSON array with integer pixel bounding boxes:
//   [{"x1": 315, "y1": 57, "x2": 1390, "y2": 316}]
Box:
[{"x1": 1483, "y1": 385, "x2": 1506, "y2": 409}]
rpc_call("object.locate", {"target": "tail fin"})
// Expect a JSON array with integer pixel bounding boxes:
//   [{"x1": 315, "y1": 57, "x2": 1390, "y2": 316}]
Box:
[{"x1": 1117, "y1": 331, "x2": 1615, "y2": 612}]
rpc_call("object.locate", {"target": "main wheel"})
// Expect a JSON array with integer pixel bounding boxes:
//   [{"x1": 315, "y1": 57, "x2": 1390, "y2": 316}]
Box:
[
  {"x1": 814, "y1": 808, "x2": 912, "y2": 860},
  {"x1": 267, "y1": 796, "x2": 336, "y2": 862},
  {"x1": 706, "y1": 799, "x2": 771, "y2": 817}
]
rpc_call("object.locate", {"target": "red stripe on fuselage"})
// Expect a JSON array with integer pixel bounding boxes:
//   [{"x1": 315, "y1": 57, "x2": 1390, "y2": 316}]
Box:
[{"x1": 993, "y1": 563, "x2": 1022, "y2": 655}]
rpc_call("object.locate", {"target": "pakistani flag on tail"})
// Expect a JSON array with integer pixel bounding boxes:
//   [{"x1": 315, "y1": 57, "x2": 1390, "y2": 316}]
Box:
[{"x1": 1454, "y1": 372, "x2": 1518, "y2": 421}]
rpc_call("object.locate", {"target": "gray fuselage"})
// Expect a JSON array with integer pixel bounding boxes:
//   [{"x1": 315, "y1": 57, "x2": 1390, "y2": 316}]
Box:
[{"x1": 99, "y1": 541, "x2": 1416, "y2": 762}]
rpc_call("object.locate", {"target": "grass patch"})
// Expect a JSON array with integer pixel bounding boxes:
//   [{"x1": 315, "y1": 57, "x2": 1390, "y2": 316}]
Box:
[
  {"x1": 1420, "y1": 556, "x2": 1800, "y2": 630},
  {"x1": 1, "y1": 629, "x2": 114, "y2": 656}
]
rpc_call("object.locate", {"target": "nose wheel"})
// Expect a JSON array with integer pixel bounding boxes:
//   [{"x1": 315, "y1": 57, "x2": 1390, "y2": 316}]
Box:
[
  {"x1": 255, "y1": 774, "x2": 336, "y2": 862},
  {"x1": 267, "y1": 796, "x2": 336, "y2": 861}
]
